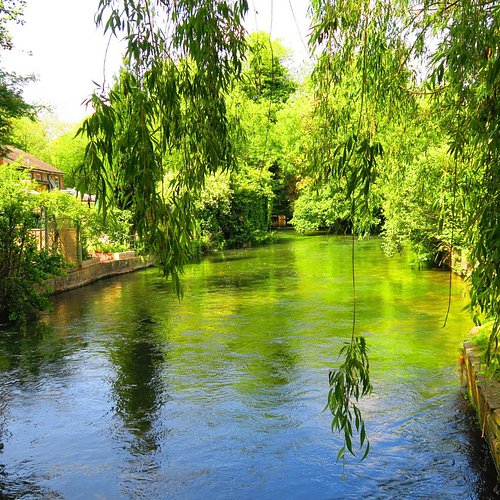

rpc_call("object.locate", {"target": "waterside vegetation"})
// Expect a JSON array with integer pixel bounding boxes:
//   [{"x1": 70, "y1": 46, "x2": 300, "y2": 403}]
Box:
[{"x1": 1, "y1": 0, "x2": 499, "y2": 465}]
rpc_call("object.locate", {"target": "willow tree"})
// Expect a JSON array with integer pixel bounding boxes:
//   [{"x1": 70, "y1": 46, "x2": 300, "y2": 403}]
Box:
[
  {"x1": 430, "y1": 0, "x2": 500, "y2": 356},
  {"x1": 79, "y1": 0, "x2": 248, "y2": 289},
  {"x1": 307, "y1": 0, "x2": 500, "y2": 461}
]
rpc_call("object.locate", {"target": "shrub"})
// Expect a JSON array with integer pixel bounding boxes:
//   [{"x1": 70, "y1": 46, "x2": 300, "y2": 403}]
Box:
[{"x1": 0, "y1": 166, "x2": 67, "y2": 321}]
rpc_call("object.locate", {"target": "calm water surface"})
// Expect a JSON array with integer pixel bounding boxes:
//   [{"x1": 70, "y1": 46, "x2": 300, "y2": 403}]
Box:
[{"x1": 0, "y1": 234, "x2": 497, "y2": 498}]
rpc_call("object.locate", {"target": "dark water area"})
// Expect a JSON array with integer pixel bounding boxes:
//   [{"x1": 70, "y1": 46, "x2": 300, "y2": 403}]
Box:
[{"x1": 0, "y1": 234, "x2": 498, "y2": 498}]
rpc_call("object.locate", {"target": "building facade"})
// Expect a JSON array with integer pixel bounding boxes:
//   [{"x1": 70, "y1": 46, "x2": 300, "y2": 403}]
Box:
[{"x1": 1, "y1": 146, "x2": 65, "y2": 191}]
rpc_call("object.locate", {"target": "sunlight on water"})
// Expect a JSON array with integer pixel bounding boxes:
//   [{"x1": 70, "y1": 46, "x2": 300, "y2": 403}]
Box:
[{"x1": 0, "y1": 234, "x2": 497, "y2": 498}]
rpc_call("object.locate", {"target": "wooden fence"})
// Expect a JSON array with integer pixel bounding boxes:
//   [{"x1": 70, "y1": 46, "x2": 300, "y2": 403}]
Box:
[{"x1": 30, "y1": 222, "x2": 80, "y2": 264}]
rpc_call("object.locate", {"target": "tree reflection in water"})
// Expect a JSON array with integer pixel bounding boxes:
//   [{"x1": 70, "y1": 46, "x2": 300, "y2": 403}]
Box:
[{"x1": 106, "y1": 306, "x2": 171, "y2": 456}]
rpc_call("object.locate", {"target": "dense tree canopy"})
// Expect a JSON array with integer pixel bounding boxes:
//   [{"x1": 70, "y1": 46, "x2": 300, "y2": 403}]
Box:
[
  {"x1": 9, "y1": 0, "x2": 488, "y2": 463},
  {"x1": 241, "y1": 31, "x2": 297, "y2": 103}
]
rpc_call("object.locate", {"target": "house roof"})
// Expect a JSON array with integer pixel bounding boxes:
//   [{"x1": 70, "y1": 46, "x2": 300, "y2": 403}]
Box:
[{"x1": 1, "y1": 146, "x2": 65, "y2": 175}]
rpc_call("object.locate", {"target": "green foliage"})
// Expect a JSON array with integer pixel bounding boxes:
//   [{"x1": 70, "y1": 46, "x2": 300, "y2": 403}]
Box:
[
  {"x1": 271, "y1": 90, "x2": 313, "y2": 216},
  {"x1": 80, "y1": 0, "x2": 249, "y2": 289},
  {"x1": 78, "y1": 23, "x2": 300, "y2": 265},
  {"x1": 36, "y1": 189, "x2": 87, "y2": 224},
  {"x1": 290, "y1": 184, "x2": 349, "y2": 234},
  {"x1": 47, "y1": 124, "x2": 87, "y2": 187},
  {"x1": 470, "y1": 323, "x2": 500, "y2": 380},
  {"x1": 225, "y1": 40, "x2": 306, "y2": 228},
  {"x1": 381, "y1": 143, "x2": 468, "y2": 266},
  {"x1": 0, "y1": 164, "x2": 66, "y2": 321},
  {"x1": 291, "y1": 181, "x2": 380, "y2": 235},
  {"x1": 307, "y1": 0, "x2": 500, "y2": 458},
  {"x1": 219, "y1": 188, "x2": 271, "y2": 248},
  {"x1": 195, "y1": 170, "x2": 272, "y2": 251},
  {"x1": 36, "y1": 189, "x2": 133, "y2": 256},
  {"x1": 241, "y1": 31, "x2": 297, "y2": 104},
  {"x1": 194, "y1": 173, "x2": 232, "y2": 251},
  {"x1": 84, "y1": 208, "x2": 133, "y2": 254},
  {"x1": 326, "y1": 336, "x2": 372, "y2": 464},
  {"x1": 10, "y1": 116, "x2": 50, "y2": 158},
  {"x1": 189, "y1": 32, "x2": 302, "y2": 252},
  {"x1": 8, "y1": 115, "x2": 85, "y2": 186},
  {"x1": 307, "y1": 0, "x2": 417, "y2": 463},
  {"x1": 0, "y1": 69, "x2": 34, "y2": 144},
  {"x1": 0, "y1": 1, "x2": 34, "y2": 144},
  {"x1": 427, "y1": 0, "x2": 500, "y2": 350}
]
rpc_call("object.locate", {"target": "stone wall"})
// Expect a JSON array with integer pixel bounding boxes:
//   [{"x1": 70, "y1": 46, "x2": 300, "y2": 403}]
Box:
[
  {"x1": 463, "y1": 341, "x2": 500, "y2": 477},
  {"x1": 44, "y1": 255, "x2": 152, "y2": 295}
]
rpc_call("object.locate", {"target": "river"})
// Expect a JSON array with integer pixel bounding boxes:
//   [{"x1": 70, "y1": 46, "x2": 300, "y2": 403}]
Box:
[{"x1": 0, "y1": 233, "x2": 497, "y2": 498}]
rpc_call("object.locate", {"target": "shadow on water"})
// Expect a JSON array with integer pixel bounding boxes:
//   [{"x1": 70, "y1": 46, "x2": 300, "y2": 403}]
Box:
[
  {"x1": 105, "y1": 304, "x2": 171, "y2": 457},
  {"x1": 206, "y1": 253, "x2": 256, "y2": 264},
  {"x1": 0, "y1": 469, "x2": 59, "y2": 499},
  {"x1": 453, "y1": 392, "x2": 500, "y2": 498},
  {"x1": 0, "y1": 321, "x2": 82, "y2": 377}
]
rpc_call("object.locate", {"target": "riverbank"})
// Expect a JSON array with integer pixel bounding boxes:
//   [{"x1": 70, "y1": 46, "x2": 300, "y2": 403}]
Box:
[
  {"x1": 463, "y1": 341, "x2": 500, "y2": 478},
  {"x1": 44, "y1": 252, "x2": 153, "y2": 295}
]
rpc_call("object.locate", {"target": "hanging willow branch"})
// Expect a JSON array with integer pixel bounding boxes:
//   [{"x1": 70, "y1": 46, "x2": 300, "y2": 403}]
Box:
[
  {"x1": 78, "y1": 0, "x2": 249, "y2": 289},
  {"x1": 326, "y1": 196, "x2": 373, "y2": 464},
  {"x1": 309, "y1": 0, "x2": 409, "y2": 464},
  {"x1": 326, "y1": 336, "x2": 372, "y2": 462}
]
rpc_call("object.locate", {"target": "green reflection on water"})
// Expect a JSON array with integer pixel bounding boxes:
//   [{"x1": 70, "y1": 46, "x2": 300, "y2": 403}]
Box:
[{"x1": 0, "y1": 233, "x2": 472, "y2": 463}]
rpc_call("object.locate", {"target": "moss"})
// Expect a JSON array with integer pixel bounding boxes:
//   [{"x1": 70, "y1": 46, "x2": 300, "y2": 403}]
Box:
[{"x1": 469, "y1": 322, "x2": 500, "y2": 380}]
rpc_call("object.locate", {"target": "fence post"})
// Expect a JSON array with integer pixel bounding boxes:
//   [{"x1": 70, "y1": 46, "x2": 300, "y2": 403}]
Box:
[
  {"x1": 43, "y1": 207, "x2": 49, "y2": 250},
  {"x1": 76, "y1": 221, "x2": 82, "y2": 266}
]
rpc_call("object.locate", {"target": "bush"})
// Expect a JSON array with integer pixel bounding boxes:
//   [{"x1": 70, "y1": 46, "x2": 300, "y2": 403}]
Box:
[
  {"x1": 83, "y1": 208, "x2": 133, "y2": 254},
  {"x1": 0, "y1": 171, "x2": 67, "y2": 320},
  {"x1": 195, "y1": 172, "x2": 273, "y2": 251},
  {"x1": 470, "y1": 323, "x2": 500, "y2": 380}
]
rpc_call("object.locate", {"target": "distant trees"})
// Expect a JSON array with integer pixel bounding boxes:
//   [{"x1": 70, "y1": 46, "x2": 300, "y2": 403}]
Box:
[
  {"x1": 9, "y1": 116, "x2": 88, "y2": 188},
  {"x1": 241, "y1": 31, "x2": 297, "y2": 104},
  {"x1": 48, "y1": 124, "x2": 87, "y2": 188},
  {"x1": 78, "y1": 29, "x2": 298, "y2": 253}
]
